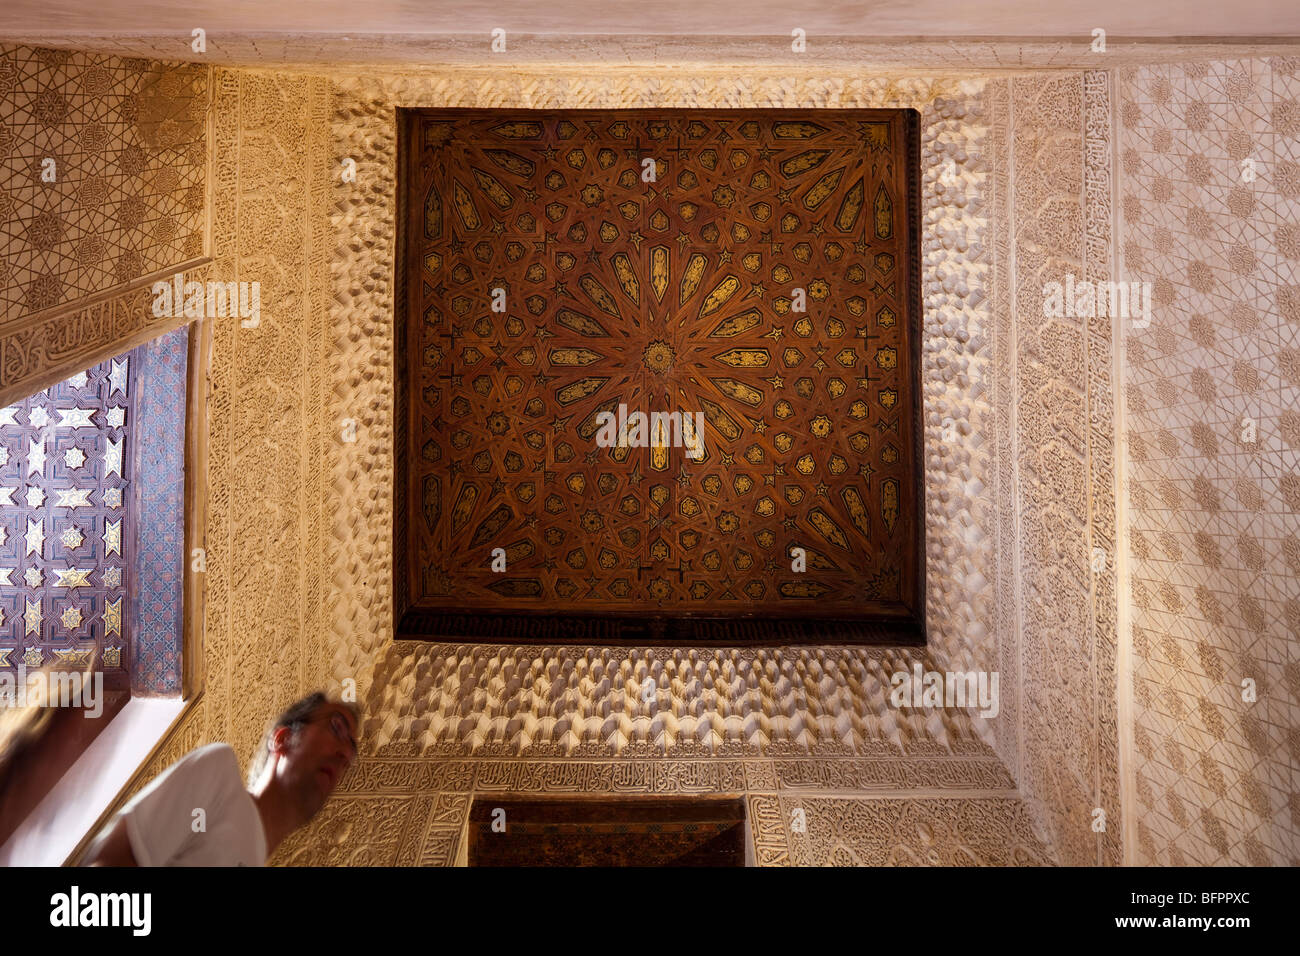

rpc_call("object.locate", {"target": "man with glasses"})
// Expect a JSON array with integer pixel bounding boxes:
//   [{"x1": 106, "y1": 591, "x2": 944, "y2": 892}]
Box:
[{"x1": 82, "y1": 692, "x2": 359, "y2": 866}]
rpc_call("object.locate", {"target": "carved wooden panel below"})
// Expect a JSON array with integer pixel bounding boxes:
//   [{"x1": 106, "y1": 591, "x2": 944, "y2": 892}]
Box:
[
  {"x1": 468, "y1": 796, "x2": 746, "y2": 867},
  {"x1": 397, "y1": 108, "x2": 923, "y2": 643}
]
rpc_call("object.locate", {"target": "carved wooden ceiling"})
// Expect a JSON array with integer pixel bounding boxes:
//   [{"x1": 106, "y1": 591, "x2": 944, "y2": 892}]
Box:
[
  {"x1": 0, "y1": 353, "x2": 136, "y2": 688},
  {"x1": 397, "y1": 108, "x2": 922, "y2": 643}
]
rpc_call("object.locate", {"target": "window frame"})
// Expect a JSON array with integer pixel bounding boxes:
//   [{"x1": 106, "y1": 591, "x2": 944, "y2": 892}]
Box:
[{"x1": 0, "y1": 312, "x2": 211, "y2": 865}]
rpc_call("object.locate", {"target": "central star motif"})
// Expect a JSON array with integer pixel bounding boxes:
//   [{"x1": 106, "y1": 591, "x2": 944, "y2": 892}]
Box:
[{"x1": 641, "y1": 340, "x2": 675, "y2": 374}]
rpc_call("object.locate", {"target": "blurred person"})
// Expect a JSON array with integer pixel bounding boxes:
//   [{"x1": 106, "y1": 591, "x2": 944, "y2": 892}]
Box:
[
  {"x1": 0, "y1": 661, "x2": 99, "y2": 840},
  {"x1": 82, "y1": 691, "x2": 359, "y2": 866}
]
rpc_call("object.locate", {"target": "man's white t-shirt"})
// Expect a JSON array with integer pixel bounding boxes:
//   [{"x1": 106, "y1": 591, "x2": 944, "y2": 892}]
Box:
[{"x1": 116, "y1": 743, "x2": 267, "y2": 866}]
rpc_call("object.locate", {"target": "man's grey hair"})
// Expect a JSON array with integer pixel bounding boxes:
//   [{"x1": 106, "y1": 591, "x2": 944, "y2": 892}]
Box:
[{"x1": 247, "y1": 692, "x2": 361, "y2": 787}]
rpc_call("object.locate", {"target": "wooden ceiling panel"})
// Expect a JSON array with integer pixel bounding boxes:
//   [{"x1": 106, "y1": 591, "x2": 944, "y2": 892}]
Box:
[{"x1": 396, "y1": 108, "x2": 923, "y2": 643}]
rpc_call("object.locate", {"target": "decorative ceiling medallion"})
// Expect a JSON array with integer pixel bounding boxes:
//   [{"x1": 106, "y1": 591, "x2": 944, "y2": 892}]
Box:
[{"x1": 397, "y1": 108, "x2": 923, "y2": 643}]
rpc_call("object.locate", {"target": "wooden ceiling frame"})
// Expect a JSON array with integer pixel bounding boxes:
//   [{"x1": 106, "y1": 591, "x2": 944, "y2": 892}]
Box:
[{"x1": 395, "y1": 108, "x2": 924, "y2": 645}]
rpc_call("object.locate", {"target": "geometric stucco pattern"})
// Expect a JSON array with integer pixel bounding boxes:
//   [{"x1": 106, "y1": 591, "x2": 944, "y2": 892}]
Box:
[
  {"x1": 1118, "y1": 57, "x2": 1300, "y2": 865},
  {"x1": 781, "y1": 796, "x2": 1050, "y2": 865},
  {"x1": 268, "y1": 642, "x2": 1040, "y2": 865},
  {"x1": 0, "y1": 44, "x2": 206, "y2": 320},
  {"x1": 266, "y1": 635, "x2": 1043, "y2": 867},
  {"x1": 921, "y1": 86, "x2": 1006, "y2": 705},
  {"x1": 276, "y1": 780, "x2": 1051, "y2": 867},
  {"x1": 361, "y1": 643, "x2": 1014, "y2": 760},
  {"x1": 982, "y1": 77, "x2": 1020, "y2": 790},
  {"x1": 0, "y1": 44, "x2": 207, "y2": 409},
  {"x1": 202, "y1": 68, "x2": 335, "y2": 768}
]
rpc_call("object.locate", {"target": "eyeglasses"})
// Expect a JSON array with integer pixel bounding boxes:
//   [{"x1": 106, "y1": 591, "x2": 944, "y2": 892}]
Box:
[{"x1": 319, "y1": 710, "x2": 358, "y2": 759}]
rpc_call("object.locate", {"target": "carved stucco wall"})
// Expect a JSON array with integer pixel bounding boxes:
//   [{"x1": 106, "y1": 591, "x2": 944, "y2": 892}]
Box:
[
  {"x1": 9, "y1": 38, "x2": 1295, "y2": 868},
  {"x1": 0, "y1": 44, "x2": 206, "y2": 317},
  {"x1": 1117, "y1": 57, "x2": 1299, "y2": 865},
  {"x1": 265, "y1": 69, "x2": 1056, "y2": 867},
  {"x1": 0, "y1": 44, "x2": 207, "y2": 406},
  {"x1": 99, "y1": 64, "x2": 1128, "y2": 866},
  {"x1": 987, "y1": 72, "x2": 1122, "y2": 868},
  {"x1": 108, "y1": 69, "x2": 341, "y2": 806}
]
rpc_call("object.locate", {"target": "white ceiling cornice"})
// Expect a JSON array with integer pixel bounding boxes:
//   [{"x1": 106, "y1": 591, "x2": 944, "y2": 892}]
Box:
[{"x1": 2, "y1": 33, "x2": 1298, "y2": 72}]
